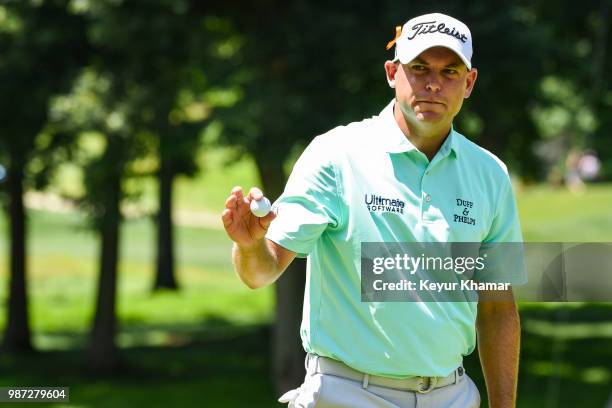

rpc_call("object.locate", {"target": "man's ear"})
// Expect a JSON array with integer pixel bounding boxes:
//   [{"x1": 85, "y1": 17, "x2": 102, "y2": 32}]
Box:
[
  {"x1": 464, "y1": 67, "x2": 478, "y2": 98},
  {"x1": 384, "y1": 60, "x2": 398, "y2": 89}
]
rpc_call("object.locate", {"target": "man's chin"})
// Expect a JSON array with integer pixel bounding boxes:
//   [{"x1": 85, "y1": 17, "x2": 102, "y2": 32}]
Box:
[{"x1": 415, "y1": 112, "x2": 445, "y2": 124}]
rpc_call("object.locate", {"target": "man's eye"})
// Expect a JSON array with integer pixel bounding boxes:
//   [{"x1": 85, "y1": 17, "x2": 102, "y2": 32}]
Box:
[
  {"x1": 411, "y1": 65, "x2": 426, "y2": 71},
  {"x1": 444, "y1": 69, "x2": 458, "y2": 75}
]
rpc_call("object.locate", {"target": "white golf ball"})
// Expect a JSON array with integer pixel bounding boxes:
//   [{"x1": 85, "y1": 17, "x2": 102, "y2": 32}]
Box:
[{"x1": 250, "y1": 197, "x2": 271, "y2": 217}]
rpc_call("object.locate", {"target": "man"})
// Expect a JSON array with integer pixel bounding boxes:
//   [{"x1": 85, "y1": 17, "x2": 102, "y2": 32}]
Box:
[{"x1": 222, "y1": 12, "x2": 523, "y2": 408}]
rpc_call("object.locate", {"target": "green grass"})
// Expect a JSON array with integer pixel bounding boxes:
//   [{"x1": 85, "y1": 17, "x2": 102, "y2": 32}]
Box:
[
  {"x1": 0, "y1": 206, "x2": 278, "y2": 407},
  {"x1": 0, "y1": 326, "x2": 278, "y2": 408},
  {"x1": 0, "y1": 210, "x2": 274, "y2": 340},
  {"x1": 517, "y1": 183, "x2": 612, "y2": 241}
]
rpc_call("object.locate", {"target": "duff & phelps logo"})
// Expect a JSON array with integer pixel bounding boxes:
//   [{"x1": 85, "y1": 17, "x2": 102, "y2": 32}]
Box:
[
  {"x1": 453, "y1": 198, "x2": 476, "y2": 225},
  {"x1": 365, "y1": 194, "x2": 405, "y2": 214}
]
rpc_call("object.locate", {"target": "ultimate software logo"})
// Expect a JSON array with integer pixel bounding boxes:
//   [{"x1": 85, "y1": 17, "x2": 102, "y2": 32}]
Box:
[{"x1": 365, "y1": 194, "x2": 405, "y2": 214}]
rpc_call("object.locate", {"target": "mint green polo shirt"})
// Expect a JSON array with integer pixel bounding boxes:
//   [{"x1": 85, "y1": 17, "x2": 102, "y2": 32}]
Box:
[{"x1": 266, "y1": 99, "x2": 525, "y2": 378}]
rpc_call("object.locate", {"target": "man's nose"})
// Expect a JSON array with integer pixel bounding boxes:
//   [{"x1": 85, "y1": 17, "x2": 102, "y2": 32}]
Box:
[{"x1": 425, "y1": 73, "x2": 442, "y2": 92}]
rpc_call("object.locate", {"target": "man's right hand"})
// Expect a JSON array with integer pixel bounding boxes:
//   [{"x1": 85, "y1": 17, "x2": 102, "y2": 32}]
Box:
[{"x1": 221, "y1": 186, "x2": 277, "y2": 249}]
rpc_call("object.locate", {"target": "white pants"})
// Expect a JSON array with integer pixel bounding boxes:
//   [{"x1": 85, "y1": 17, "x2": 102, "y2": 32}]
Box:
[{"x1": 279, "y1": 356, "x2": 481, "y2": 408}]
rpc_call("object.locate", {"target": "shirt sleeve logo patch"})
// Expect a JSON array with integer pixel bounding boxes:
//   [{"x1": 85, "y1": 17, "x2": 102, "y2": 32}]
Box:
[
  {"x1": 365, "y1": 194, "x2": 405, "y2": 214},
  {"x1": 454, "y1": 198, "x2": 476, "y2": 225}
]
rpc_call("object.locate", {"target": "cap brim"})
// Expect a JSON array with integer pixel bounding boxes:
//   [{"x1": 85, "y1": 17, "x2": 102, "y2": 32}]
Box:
[{"x1": 395, "y1": 42, "x2": 472, "y2": 70}]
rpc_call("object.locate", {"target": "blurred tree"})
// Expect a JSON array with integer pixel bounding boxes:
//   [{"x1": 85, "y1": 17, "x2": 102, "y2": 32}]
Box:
[
  {"x1": 50, "y1": 68, "x2": 150, "y2": 372},
  {"x1": 58, "y1": 0, "x2": 223, "y2": 370},
  {"x1": 84, "y1": 0, "x2": 215, "y2": 292},
  {"x1": 85, "y1": 128, "x2": 132, "y2": 373},
  {"x1": 538, "y1": 0, "x2": 612, "y2": 180},
  {"x1": 591, "y1": 1, "x2": 612, "y2": 179},
  {"x1": 0, "y1": 0, "x2": 87, "y2": 353},
  {"x1": 458, "y1": 2, "x2": 550, "y2": 179},
  {"x1": 498, "y1": 0, "x2": 612, "y2": 182}
]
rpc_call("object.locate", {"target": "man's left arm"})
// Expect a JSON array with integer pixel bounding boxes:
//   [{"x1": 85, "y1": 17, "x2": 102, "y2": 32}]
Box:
[{"x1": 476, "y1": 288, "x2": 520, "y2": 408}]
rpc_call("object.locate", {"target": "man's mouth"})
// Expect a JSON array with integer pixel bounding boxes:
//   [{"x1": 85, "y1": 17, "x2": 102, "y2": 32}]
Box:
[{"x1": 416, "y1": 100, "x2": 445, "y2": 105}]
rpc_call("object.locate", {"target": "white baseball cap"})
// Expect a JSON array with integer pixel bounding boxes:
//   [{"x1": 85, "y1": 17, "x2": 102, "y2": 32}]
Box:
[{"x1": 387, "y1": 13, "x2": 473, "y2": 69}]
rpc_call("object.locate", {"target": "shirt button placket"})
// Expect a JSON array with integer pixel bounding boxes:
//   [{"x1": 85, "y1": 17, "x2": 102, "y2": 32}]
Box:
[{"x1": 421, "y1": 169, "x2": 431, "y2": 220}]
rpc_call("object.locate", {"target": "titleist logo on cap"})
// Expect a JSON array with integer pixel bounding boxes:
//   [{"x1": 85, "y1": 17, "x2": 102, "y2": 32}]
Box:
[{"x1": 406, "y1": 20, "x2": 468, "y2": 43}]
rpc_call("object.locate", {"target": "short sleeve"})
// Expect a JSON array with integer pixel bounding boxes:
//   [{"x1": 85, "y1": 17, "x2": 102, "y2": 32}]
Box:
[
  {"x1": 477, "y1": 174, "x2": 527, "y2": 285},
  {"x1": 483, "y1": 175, "x2": 523, "y2": 244},
  {"x1": 266, "y1": 136, "x2": 343, "y2": 258}
]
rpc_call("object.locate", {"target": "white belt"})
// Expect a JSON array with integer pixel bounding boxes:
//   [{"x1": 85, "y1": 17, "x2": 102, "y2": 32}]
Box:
[{"x1": 306, "y1": 353, "x2": 464, "y2": 394}]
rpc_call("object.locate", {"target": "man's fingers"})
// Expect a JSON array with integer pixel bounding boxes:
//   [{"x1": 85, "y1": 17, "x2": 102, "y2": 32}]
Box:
[
  {"x1": 221, "y1": 208, "x2": 233, "y2": 229},
  {"x1": 225, "y1": 194, "x2": 237, "y2": 209},
  {"x1": 235, "y1": 195, "x2": 251, "y2": 219},
  {"x1": 226, "y1": 186, "x2": 250, "y2": 218},
  {"x1": 225, "y1": 186, "x2": 246, "y2": 210},
  {"x1": 232, "y1": 186, "x2": 244, "y2": 203},
  {"x1": 224, "y1": 185, "x2": 273, "y2": 239},
  {"x1": 248, "y1": 187, "x2": 263, "y2": 201},
  {"x1": 231, "y1": 186, "x2": 243, "y2": 196}
]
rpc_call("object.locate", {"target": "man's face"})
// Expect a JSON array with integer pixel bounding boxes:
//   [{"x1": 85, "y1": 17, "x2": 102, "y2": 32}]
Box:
[{"x1": 384, "y1": 46, "x2": 477, "y2": 132}]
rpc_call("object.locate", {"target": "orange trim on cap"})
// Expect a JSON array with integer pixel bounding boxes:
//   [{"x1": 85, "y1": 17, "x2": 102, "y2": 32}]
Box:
[{"x1": 385, "y1": 25, "x2": 402, "y2": 50}]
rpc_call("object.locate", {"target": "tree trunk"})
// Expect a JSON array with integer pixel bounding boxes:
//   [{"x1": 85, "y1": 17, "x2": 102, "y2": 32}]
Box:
[
  {"x1": 1, "y1": 164, "x2": 33, "y2": 353},
  {"x1": 255, "y1": 153, "x2": 307, "y2": 395},
  {"x1": 87, "y1": 168, "x2": 121, "y2": 373},
  {"x1": 272, "y1": 258, "x2": 307, "y2": 393},
  {"x1": 153, "y1": 160, "x2": 177, "y2": 290}
]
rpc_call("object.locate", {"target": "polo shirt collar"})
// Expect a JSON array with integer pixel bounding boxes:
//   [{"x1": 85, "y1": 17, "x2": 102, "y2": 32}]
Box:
[{"x1": 377, "y1": 99, "x2": 459, "y2": 158}]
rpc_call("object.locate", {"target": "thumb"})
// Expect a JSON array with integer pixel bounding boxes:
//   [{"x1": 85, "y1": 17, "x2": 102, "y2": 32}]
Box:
[{"x1": 258, "y1": 207, "x2": 277, "y2": 230}]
